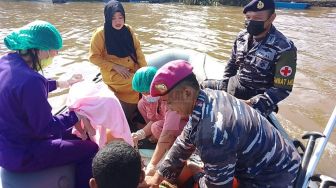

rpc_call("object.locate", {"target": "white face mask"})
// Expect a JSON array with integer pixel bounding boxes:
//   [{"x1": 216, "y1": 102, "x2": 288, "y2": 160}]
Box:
[{"x1": 143, "y1": 95, "x2": 160, "y2": 103}]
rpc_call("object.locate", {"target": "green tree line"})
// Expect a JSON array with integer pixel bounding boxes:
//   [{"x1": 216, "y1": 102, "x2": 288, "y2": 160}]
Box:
[
  {"x1": 179, "y1": 0, "x2": 249, "y2": 6},
  {"x1": 67, "y1": 0, "x2": 250, "y2": 6}
]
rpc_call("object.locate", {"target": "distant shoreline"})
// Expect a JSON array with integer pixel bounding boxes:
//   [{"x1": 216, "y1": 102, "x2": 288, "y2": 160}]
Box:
[
  {"x1": 59, "y1": 0, "x2": 336, "y2": 7},
  {"x1": 284, "y1": 0, "x2": 336, "y2": 7}
]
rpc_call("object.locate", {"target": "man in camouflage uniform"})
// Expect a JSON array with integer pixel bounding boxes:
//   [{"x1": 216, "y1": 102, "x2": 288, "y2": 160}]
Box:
[
  {"x1": 202, "y1": 0, "x2": 297, "y2": 117},
  {"x1": 145, "y1": 60, "x2": 301, "y2": 188}
]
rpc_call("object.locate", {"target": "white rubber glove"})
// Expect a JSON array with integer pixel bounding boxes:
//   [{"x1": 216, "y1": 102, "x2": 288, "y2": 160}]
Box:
[
  {"x1": 131, "y1": 129, "x2": 146, "y2": 148},
  {"x1": 58, "y1": 74, "x2": 84, "y2": 89},
  {"x1": 145, "y1": 163, "x2": 156, "y2": 176}
]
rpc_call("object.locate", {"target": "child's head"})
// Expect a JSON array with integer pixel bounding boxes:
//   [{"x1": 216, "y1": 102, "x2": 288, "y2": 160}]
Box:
[
  {"x1": 89, "y1": 141, "x2": 143, "y2": 188},
  {"x1": 104, "y1": 0, "x2": 125, "y2": 30}
]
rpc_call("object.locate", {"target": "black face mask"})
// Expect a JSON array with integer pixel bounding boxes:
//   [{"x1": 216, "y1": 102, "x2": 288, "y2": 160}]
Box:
[{"x1": 245, "y1": 20, "x2": 266, "y2": 36}]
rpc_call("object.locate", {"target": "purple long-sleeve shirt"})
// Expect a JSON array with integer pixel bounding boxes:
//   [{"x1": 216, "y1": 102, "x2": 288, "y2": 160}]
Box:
[{"x1": 0, "y1": 52, "x2": 78, "y2": 171}]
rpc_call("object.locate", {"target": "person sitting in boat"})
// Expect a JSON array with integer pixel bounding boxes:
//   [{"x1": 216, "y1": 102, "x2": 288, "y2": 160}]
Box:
[
  {"x1": 89, "y1": 0, "x2": 147, "y2": 132},
  {"x1": 144, "y1": 60, "x2": 301, "y2": 188},
  {"x1": 89, "y1": 141, "x2": 144, "y2": 188},
  {"x1": 131, "y1": 66, "x2": 188, "y2": 176},
  {"x1": 0, "y1": 20, "x2": 99, "y2": 188},
  {"x1": 201, "y1": 0, "x2": 297, "y2": 117}
]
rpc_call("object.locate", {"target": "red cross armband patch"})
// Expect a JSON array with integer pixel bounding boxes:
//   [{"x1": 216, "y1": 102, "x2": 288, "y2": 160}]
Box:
[
  {"x1": 280, "y1": 66, "x2": 293, "y2": 77},
  {"x1": 274, "y1": 50, "x2": 297, "y2": 90}
]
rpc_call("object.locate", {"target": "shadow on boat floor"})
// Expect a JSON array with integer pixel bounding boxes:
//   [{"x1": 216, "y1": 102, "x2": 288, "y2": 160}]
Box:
[{"x1": 138, "y1": 138, "x2": 157, "y2": 150}]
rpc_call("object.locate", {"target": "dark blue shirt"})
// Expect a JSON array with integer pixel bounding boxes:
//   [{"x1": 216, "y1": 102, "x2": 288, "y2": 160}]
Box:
[
  {"x1": 202, "y1": 26, "x2": 297, "y2": 116},
  {"x1": 158, "y1": 89, "x2": 301, "y2": 187}
]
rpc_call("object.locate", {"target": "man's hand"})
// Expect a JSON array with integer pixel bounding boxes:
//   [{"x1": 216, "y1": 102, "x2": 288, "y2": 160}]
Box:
[
  {"x1": 145, "y1": 163, "x2": 156, "y2": 176},
  {"x1": 145, "y1": 172, "x2": 164, "y2": 188},
  {"x1": 242, "y1": 99, "x2": 252, "y2": 106},
  {"x1": 112, "y1": 64, "x2": 131, "y2": 79}
]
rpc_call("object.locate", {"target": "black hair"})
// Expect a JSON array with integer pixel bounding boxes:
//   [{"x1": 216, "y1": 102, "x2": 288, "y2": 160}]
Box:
[
  {"x1": 174, "y1": 73, "x2": 200, "y2": 91},
  {"x1": 92, "y1": 141, "x2": 141, "y2": 188},
  {"x1": 18, "y1": 49, "x2": 43, "y2": 72}
]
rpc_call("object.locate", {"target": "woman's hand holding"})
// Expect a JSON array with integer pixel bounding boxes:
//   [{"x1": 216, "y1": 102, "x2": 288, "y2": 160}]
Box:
[{"x1": 58, "y1": 74, "x2": 84, "y2": 89}]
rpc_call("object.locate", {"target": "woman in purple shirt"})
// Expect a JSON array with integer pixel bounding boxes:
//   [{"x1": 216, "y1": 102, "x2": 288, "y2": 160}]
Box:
[{"x1": 0, "y1": 20, "x2": 98, "y2": 188}]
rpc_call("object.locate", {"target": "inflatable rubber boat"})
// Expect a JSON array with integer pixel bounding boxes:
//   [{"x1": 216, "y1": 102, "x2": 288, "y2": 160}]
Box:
[{"x1": 1, "y1": 49, "x2": 335, "y2": 188}]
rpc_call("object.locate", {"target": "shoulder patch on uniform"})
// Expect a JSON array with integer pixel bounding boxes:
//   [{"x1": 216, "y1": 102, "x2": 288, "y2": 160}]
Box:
[{"x1": 274, "y1": 50, "x2": 297, "y2": 90}]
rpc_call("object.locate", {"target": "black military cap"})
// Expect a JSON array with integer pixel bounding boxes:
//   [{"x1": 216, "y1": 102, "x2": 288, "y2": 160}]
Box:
[{"x1": 243, "y1": 0, "x2": 275, "y2": 14}]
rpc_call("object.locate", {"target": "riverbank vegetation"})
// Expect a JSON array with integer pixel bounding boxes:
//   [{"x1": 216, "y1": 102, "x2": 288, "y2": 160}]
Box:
[
  {"x1": 70, "y1": 0, "x2": 248, "y2": 6},
  {"x1": 168, "y1": 0, "x2": 335, "y2": 6},
  {"x1": 63, "y1": 0, "x2": 336, "y2": 7},
  {"x1": 178, "y1": 0, "x2": 248, "y2": 6}
]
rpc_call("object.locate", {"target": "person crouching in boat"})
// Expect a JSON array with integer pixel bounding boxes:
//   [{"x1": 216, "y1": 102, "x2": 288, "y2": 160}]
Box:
[
  {"x1": 89, "y1": 0, "x2": 147, "y2": 132},
  {"x1": 131, "y1": 66, "x2": 188, "y2": 176},
  {"x1": 145, "y1": 60, "x2": 301, "y2": 188},
  {"x1": 0, "y1": 20, "x2": 98, "y2": 188}
]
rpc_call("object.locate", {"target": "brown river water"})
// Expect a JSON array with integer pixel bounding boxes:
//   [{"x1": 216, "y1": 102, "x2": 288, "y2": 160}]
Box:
[{"x1": 0, "y1": 0, "x2": 335, "y2": 178}]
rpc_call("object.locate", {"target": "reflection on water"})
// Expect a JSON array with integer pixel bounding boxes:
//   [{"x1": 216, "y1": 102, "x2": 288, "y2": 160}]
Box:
[{"x1": 0, "y1": 0, "x2": 335, "y2": 177}]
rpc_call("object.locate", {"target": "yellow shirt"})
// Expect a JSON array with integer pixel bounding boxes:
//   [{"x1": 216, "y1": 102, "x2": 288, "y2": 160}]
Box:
[{"x1": 89, "y1": 24, "x2": 147, "y2": 104}]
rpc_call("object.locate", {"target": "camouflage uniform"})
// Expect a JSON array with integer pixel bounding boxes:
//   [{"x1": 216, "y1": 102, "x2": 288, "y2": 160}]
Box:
[
  {"x1": 158, "y1": 89, "x2": 301, "y2": 188},
  {"x1": 202, "y1": 26, "x2": 297, "y2": 116}
]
